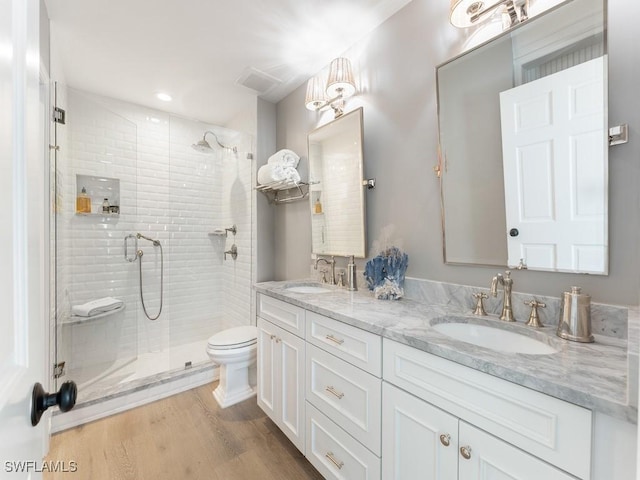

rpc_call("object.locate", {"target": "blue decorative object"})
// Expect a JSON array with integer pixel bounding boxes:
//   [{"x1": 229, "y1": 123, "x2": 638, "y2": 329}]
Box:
[{"x1": 364, "y1": 246, "x2": 409, "y2": 300}]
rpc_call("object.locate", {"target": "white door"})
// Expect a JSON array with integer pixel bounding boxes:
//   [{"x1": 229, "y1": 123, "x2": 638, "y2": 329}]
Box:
[
  {"x1": 0, "y1": 0, "x2": 49, "y2": 476},
  {"x1": 499, "y1": 56, "x2": 607, "y2": 273},
  {"x1": 458, "y1": 422, "x2": 576, "y2": 480},
  {"x1": 382, "y1": 383, "x2": 458, "y2": 480}
]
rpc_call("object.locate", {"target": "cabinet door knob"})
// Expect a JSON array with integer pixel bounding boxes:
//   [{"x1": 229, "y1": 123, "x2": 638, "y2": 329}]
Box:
[
  {"x1": 439, "y1": 433, "x2": 451, "y2": 447},
  {"x1": 270, "y1": 334, "x2": 276, "y2": 341},
  {"x1": 460, "y1": 446, "x2": 472, "y2": 460}
]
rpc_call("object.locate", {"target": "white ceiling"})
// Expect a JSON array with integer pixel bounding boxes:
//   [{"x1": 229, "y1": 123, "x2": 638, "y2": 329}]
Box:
[{"x1": 45, "y1": 0, "x2": 413, "y2": 126}]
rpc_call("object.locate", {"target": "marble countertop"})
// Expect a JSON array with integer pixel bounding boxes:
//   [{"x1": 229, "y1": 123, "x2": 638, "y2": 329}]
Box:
[{"x1": 255, "y1": 280, "x2": 638, "y2": 423}]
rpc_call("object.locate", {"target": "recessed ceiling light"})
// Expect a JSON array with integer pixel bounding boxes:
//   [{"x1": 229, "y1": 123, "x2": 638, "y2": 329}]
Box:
[{"x1": 156, "y1": 92, "x2": 172, "y2": 102}]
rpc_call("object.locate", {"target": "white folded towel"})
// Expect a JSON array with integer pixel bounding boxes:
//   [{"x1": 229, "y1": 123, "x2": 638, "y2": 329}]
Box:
[
  {"x1": 267, "y1": 149, "x2": 300, "y2": 168},
  {"x1": 71, "y1": 297, "x2": 124, "y2": 317},
  {"x1": 257, "y1": 163, "x2": 300, "y2": 187}
]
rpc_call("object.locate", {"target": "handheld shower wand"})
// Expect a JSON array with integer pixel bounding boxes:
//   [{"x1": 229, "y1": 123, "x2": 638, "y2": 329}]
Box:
[{"x1": 135, "y1": 233, "x2": 163, "y2": 320}]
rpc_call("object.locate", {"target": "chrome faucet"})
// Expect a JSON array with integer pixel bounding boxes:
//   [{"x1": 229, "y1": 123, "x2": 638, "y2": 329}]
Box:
[
  {"x1": 314, "y1": 256, "x2": 336, "y2": 285},
  {"x1": 490, "y1": 270, "x2": 516, "y2": 322}
]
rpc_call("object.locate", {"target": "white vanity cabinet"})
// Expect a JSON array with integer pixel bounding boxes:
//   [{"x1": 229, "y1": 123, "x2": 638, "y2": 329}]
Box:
[
  {"x1": 382, "y1": 338, "x2": 592, "y2": 480},
  {"x1": 257, "y1": 295, "x2": 306, "y2": 453},
  {"x1": 383, "y1": 382, "x2": 577, "y2": 479}
]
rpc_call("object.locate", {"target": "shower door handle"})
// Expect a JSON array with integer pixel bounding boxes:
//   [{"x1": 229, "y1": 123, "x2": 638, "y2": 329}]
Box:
[{"x1": 124, "y1": 234, "x2": 138, "y2": 262}]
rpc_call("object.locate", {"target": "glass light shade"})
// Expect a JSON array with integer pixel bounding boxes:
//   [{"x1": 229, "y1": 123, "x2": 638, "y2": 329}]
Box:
[
  {"x1": 450, "y1": 0, "x2": 494, "y2": 27},
  {"x1": 305, "y1": 74, "x2": 327, "y2": 111},
  {"x1": 325, "y1": 58, "x2": 356, "y2": 99}
]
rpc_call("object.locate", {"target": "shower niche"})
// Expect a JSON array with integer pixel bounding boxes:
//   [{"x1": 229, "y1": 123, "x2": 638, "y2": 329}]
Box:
[{"x1": 75, "y1": 174, "x2": 120, "y2": 215}]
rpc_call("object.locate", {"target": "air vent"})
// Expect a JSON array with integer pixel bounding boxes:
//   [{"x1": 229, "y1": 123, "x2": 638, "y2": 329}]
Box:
[{"x1": 236, "y1": 67, "x2": 282, "y2": 94}]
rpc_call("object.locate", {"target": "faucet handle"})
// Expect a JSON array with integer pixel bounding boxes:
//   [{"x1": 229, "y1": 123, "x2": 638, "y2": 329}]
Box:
[
  {"x1": 320, "y1": 269, "x2": 328, "y2": 284},
  {"x1": 472, "y1": 292, "x2": 488, "y2": 316},
  {"x1": 524, "y1": 299, "x2": 546, "y2": 327},
  {"x1": 337, "y1": 271, "x2": 345, "y2": 287}
]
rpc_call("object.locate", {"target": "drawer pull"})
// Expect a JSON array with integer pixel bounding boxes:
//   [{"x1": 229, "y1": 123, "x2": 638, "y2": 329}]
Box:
[
  {"x1": 439, "y1": 433, "x2": 451, "y2": 447},
  {"x1": 460, "y1": 446, "x2": 472, "y2": 460},
  {"x1": 325, "y1": 451, "x2": 344, "y2": 470},
  {"x1": 325, "y1": 334, "x2": 345, "y2": 345},
  {"x1": 270, "y1": 334, "x2": 276, "y2": 340},
  {"x1": 325, "y1": 386, "x2": 345, "y2": 399}
]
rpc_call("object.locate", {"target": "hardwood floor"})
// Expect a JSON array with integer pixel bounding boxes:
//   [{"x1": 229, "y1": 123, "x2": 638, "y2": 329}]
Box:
[{"x1": 45, "y1": 383, "x2": 323, "y2": 480}]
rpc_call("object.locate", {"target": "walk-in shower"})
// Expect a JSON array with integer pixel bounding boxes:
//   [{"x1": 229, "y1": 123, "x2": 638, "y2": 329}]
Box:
[{"x1": 51, "y1": 86, "x2": 253, "y2": 422}]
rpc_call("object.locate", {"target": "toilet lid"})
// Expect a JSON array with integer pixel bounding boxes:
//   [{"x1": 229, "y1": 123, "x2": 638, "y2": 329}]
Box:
[{"x1": 207, "y1": 325, "x2": 258, "y2": 349}]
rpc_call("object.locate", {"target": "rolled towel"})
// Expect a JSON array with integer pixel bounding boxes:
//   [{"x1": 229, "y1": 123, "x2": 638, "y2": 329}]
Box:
[
  {"x1": 271, "y1": 164, "x2": 300, "y2": 184},
  {"x1": 257, "y1": 163, "x2": 300, "y2": 186},
  {"x1": 267, "y1": 149, "x2": 300, "y2": 168},
  {"x1": 72, "y1": 297, "x2": 124, "y2": 317}
]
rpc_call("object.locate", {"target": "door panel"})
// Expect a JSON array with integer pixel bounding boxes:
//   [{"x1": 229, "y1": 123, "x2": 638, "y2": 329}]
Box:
[
  {"x1": 257, "y1": 317, "x2": 277, "y2": 418},
  {"x1": 458, "y1": 422, "x2": 576, "y2": 480},
  {"x1": 382, "y1": 383, "x2": 458, "y2": 480},
  {"x1": 500, "y1": 56, "x2": 606, "y2": 273},
  {"x1": 0, "y1": 0, "x2": 49, "y2": 472},
  {"x1": 279, "y1": 326, "x2": 306, "y2": 453}
]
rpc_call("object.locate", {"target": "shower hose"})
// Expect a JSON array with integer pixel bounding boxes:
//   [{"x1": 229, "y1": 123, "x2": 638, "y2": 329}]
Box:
[{"x1": 137, "y1": 241, "x2": 164, "y2": 321}]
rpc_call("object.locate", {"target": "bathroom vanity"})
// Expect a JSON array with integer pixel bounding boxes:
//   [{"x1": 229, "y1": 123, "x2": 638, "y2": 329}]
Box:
[{"x1": 254, "y1": 280, "x2": 637, "y2": 480}]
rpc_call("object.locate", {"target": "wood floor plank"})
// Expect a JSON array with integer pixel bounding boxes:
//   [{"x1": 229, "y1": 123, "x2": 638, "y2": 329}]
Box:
[{"x1": 45, "y1": 383, "x2": 322, "y2": 480}]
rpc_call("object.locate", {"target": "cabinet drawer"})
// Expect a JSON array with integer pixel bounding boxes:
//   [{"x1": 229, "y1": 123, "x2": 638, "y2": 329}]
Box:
[
  {"x1": 307, "y1": 344, "x2": 381, "y2": 455},
  {"x1": 383, "y1": 338, "x2": 592, "y2": 480},
  {"x1": 306, "y1": 310, "x2": 382, "y2": 377},
  {"x1": 257, "y1": 293, "x2": 305, "y2": 337},
  {"x1": 306, "y1": 403, "x2": 381, "y2": 480}
]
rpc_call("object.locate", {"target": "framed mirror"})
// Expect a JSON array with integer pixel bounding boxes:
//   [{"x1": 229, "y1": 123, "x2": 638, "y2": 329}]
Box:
[
  {"x1": 437, "y1": 0, "x2": 607, "y2": 274},
  {"x1": 308, "y1": 107, "x2": 366, "y2": 257}
]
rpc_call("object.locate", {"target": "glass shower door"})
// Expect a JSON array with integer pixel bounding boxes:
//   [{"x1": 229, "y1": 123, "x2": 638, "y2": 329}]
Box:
[{"x1": 54, "y1": 86, "x2": 139, "y2": 403}]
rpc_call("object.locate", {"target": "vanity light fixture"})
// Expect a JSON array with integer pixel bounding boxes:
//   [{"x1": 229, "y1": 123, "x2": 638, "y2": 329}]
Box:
[
  {"x1": 305, "y1": 57, "x2": 357, "y2": 118},
  {"x1": 450, "y1": 0, "x2": 529, "y2": 29}
]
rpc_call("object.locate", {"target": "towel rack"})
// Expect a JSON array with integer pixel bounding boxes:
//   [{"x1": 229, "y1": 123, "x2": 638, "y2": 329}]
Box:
[{"x1": 256, "y1": 182, "x2": 309, "y2": 204}]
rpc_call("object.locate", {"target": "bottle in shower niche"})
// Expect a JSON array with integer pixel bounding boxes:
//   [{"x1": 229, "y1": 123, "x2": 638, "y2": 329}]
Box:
[
  {"x1": 76, "y1": 187, "x2": 91, "y2": 214},
  {"x1": 314, "y1": 196, "x2": 323, "y2": 214},
  {"x1": 102, "y1": 198, "x2": 110, "y2": 214}
]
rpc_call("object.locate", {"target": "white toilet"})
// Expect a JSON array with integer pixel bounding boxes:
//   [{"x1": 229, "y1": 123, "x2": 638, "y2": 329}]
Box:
[{"x1": 206, "y1": 325, "x2": 258, "y2": 408}]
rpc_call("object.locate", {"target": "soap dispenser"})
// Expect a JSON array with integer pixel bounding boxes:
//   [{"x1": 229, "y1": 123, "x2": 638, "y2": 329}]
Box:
[
  {"x1": 556, "y1": 286, "x2": 594, "y2": 343},
  {"x1": 76, "y1": 187, "x2": 91, "y2": 214}
]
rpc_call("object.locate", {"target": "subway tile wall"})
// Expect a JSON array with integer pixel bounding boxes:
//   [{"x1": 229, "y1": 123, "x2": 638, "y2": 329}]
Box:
[{"x1": 55, "y1": 88, "x2": 253, "y2": 388}]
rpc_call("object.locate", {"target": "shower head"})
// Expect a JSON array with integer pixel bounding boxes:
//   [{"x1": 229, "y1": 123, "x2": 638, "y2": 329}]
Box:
[
  {"x1": 192, "y1": 138, "x2": 213, "y2": 152},
  {"x1": 191, "y1": 130, "x2": 237, "y2": 154}
]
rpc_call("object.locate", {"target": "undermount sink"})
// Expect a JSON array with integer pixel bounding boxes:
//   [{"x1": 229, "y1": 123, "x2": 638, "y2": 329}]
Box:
[
  {"x1": 431, "y1": 321, "x2": 558, "y2": 355},
  {"x1": 284, "y1": 284, "x2": 332, "y2": 294}
]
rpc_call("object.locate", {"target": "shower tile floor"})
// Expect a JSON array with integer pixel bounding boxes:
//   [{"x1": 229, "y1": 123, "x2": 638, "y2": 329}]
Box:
[{"x1": 68, "y1": 340, "x2": 212, "y2": 405}]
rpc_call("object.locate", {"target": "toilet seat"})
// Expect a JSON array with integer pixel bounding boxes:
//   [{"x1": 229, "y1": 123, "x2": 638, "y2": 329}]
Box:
[{"x1": 207, "y1": 325, "x2": 257, "y2": 350}]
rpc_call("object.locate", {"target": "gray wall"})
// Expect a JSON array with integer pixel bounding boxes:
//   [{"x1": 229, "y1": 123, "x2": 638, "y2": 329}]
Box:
[
  {"x1": 274, "y1": 0, "x2": 640, "y2": 306},
  {"x1": 256, "y1": 98, "x2": 277, "y2": 282}
]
